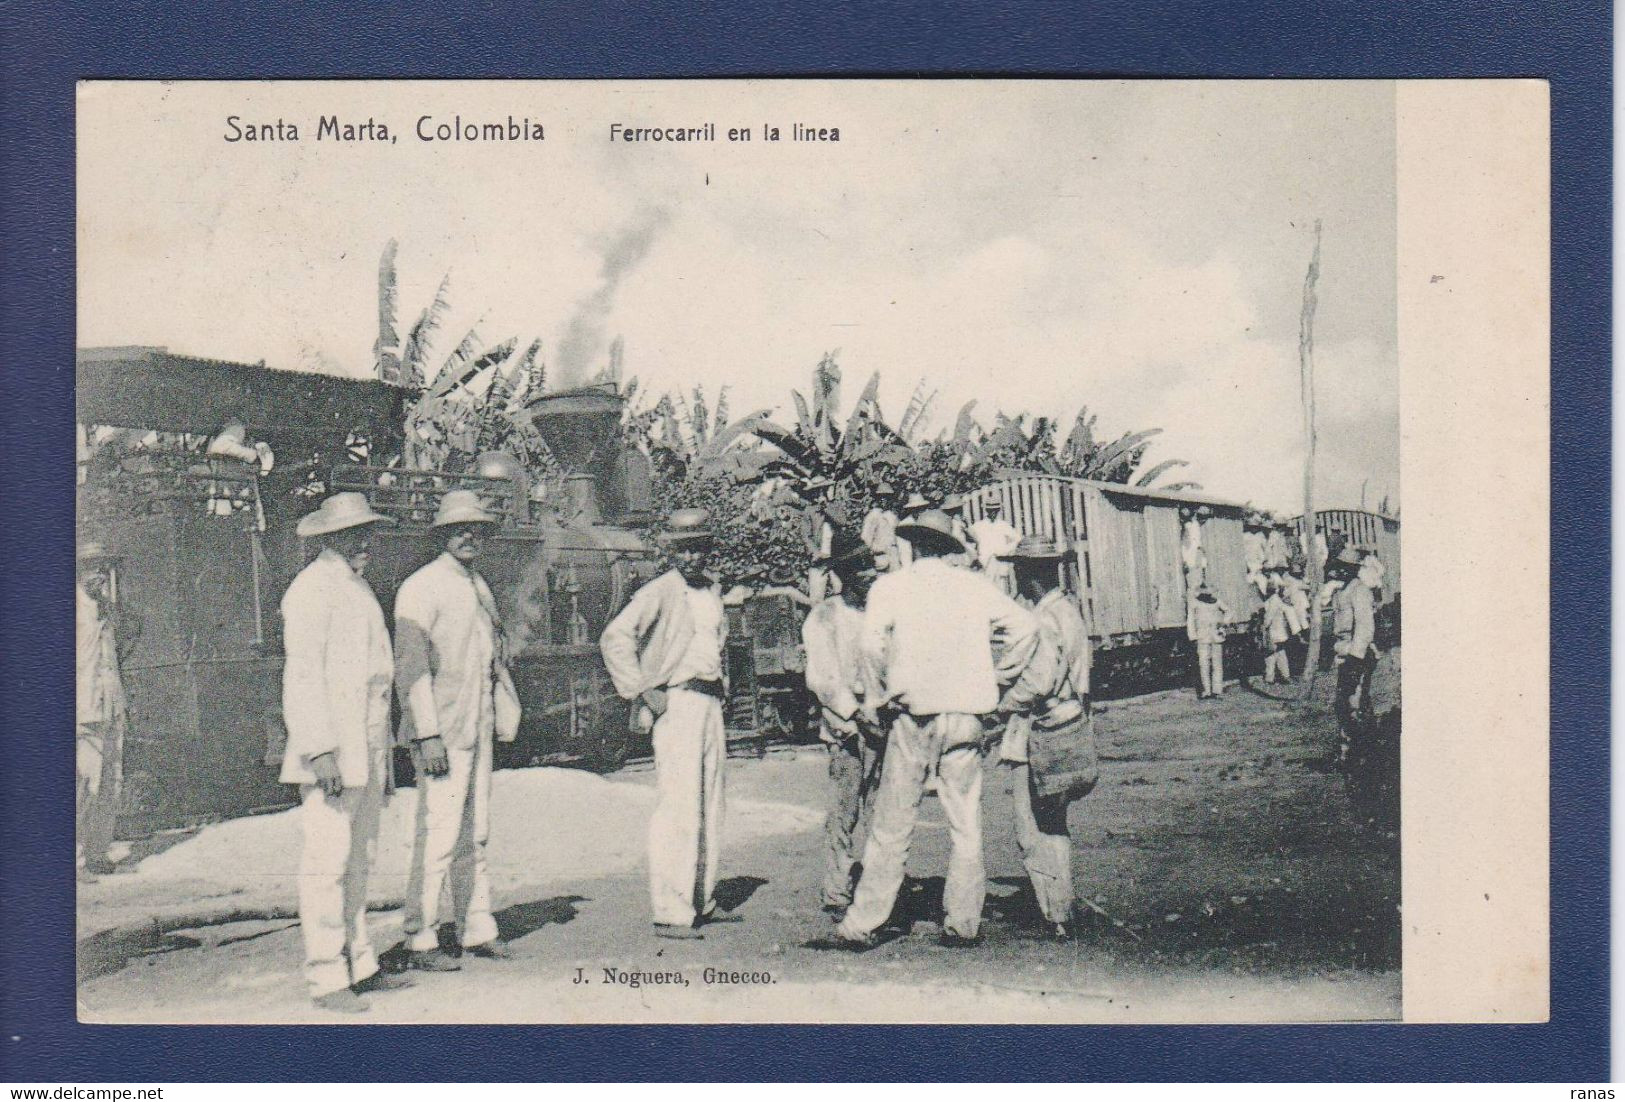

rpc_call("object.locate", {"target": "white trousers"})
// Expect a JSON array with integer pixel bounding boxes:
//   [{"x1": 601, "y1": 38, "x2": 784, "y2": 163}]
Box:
[
  {"x1": 839, "y1": 712, "x2": 986, "y2": 940},
  {"x1": 1197, "y1": 641, "x2": 1224, "y2": 694},
  {"x1": 405, "y1": 734, "x2": 497, "y2": 952},
  {"x1": 649, "y1": 688, "x2": 726, "y2": 926},
  {"x1": 1010, "y1": 762, "x2": 1074, "y2": 923},
  {"x1": 76, "y1": 718, "x2": 122, "y2": 867},
  {"x1": 298, "y1": 747, "x2": 386, "y2": 997}
]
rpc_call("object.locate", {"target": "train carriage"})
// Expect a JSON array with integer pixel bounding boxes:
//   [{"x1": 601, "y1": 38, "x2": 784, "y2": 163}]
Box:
[
  {"x1": 1297, "y1": 508, "x2": 1402, "y2": 603},
  {"x1": 965, "y1": 471, "x2": 1263, "y2": 646}
]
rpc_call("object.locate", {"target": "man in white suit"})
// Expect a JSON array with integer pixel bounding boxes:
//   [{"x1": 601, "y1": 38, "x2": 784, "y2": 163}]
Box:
[
  {"x1": 281, "y1": 492, "x2": 412, "y2": 1013},
  {"x1": 599, "y1": 508, "x2": 732, "y2": 939},
  {"x1": 396, "y1": 490, "x2": 516, "y2": 970}
]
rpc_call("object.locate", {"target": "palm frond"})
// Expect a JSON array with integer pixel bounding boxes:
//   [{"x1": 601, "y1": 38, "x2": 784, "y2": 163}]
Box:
[
  {"x1": 401, "y1": 274, "x2": 453, "y2": 388},
  {"x1": 425, "y1": 324, "x2": 485, "y2": 401},
  {"x1": 689, "y1": 386, "x2": 711, "y2": 444},
  {"x1": 897, "y1": 380, "x2": 938, "y2": 443},
  {"x1": 843, "y1": 372, "x2": 880, "y2": 443},
  {"x1": 446, "y1": 337, "x2": 518, "y2": 400},
  {"x1": 952, "y1": 400, "x2": 980, "y2": 445},
  {"x1": 698, "y1": 409, "x2": 773, "y2": 461},
  {"x1": 812, "y1": 353, "x2": 841, "y2": 428},
  {"x1": 789, "y1": 390, "x2": 813, "y2": 440},
  {"x1": 1133, "y1": 457, "x2": 1189, "y2": 488},
  {"x1": 1089, "y1": 427, "x2": 1163, "y2": 479},
  {"x1": 499, "y1": 339, "x2": 542, "y2": 409},
  {"x1": 400, "y1": 309, "x2": 430, "y2": 389},
  {"x1": 373, "y1": 239, "x2": 400, "y2": 380}
]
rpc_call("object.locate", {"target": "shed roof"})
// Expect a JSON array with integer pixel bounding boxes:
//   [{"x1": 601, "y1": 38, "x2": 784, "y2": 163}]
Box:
[
  {"x1": 989, "y1": 468, "x2": 1244, "y2": 511},
  {"x1": 77, "y1": 347, "x2": 404, "y2": 441}
]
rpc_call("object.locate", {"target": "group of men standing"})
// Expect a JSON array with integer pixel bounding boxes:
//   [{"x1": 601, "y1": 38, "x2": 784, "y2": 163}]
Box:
[
  {"x1": 277, "y1": 489, "x2": 516, "y2": 1013},
  {"x1": 595, "y1": 500, "x2": 1098, "y2": 950},
  {"x1": 77, "y1": 477, "x2": 1388, "y2": 1006}
]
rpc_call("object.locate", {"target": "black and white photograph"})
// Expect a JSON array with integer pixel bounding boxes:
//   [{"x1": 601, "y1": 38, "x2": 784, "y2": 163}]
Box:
[{"x1": 71, "y1": 79, "x2": 1534, "y2": 1026}]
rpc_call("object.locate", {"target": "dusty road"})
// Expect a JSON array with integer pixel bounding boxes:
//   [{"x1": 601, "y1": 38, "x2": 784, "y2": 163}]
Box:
[{"x1": 78, "y1": 652, "x2": 1400, "y2": 1025}]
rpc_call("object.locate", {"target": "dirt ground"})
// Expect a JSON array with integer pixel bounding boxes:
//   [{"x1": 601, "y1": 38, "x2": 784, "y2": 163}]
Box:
[{"x1": 77, "y1": 649, "x2": 1400, "y2": 1025}]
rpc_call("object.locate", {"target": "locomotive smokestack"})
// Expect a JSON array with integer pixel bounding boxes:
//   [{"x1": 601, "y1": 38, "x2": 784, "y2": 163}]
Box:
[{"x1": 562, "y1": 473, "x2": 601, "y2": 524}]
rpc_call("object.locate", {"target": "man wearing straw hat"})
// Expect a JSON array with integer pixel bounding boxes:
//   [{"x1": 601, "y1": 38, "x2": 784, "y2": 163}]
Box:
[
  {"x1": 1001, "y1": 535, "x2": 1094, "y2": 939},
  {"x1": 600, "y1": 507, "x2": 732, "y2": 939},
  {"x1": 396, "y1": 489, "x2": 517, "y2": 970},
  {"x1": 801, "y1": 530, "x2": 884, "y2": 914},
  {"x1": 1328, "y1": 545, "x2": 1379, "y2": 762},
  {"x1": 829, "y1": 509, "x2": 1040, "y2": 949},
  {"x1": 76, "y1": 539, "x2": 128, "y2": 879},
  {"x1": 968, "y1": 493, "x2": 1019, "y2": 593},
  {"x1": 281, "y1": 492, "x2": 408, "y2": 1013}
]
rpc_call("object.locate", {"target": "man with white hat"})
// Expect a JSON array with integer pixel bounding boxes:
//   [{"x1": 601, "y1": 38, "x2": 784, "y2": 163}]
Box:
[
  {"x1": 281, "y1": 492, "x2": 409, "y2": 1012},
  {"x1": 599, "y1": 507, "x2": 732, "y2": 939},
  {"x1": 1328, "y1": 545, "x2": 1378, "y2": 762},
  {"x1": 76, "y1": 539, "x2": 127, "y2": 879},
  {"x1": 396, "y1": 489, "x2": 515, "y2": 969},
  {"x1": 968, "y1": 494, "x2": 1020, "y2": 593},
  {"x1": 828, "y1": 509, "x2": 1041, "y2": 949}
]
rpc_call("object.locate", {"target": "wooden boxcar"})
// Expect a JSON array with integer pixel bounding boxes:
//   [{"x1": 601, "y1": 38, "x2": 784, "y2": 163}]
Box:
[
  {"x1": 1296, "y1": 508, "x2": 1402, "y2": 603},
  {"x1": 965, "y1": 472, "x2": 1263, "y2": 647}
]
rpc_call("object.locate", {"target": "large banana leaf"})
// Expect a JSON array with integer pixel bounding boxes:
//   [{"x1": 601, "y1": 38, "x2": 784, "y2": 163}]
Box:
[
  {"x1": 843, "y1": 372, "x2": 880, "y2": 443},
  {"x1": 425, "y1": 325, "x2": 485, "y2": 402},
  {"x1": 1089, "y1": 427, "x2": 1162, "y2": 478},
  {"x1": 898, "y1": 380, "x2": 938, "y2": 443},
  {"x1": 437, "y1": 336, "x2": 516, "y2": 402},
  {"x1": 1134, "y1": 457, "x2": 1189, "y2": 488},
  {"x1": 750, "y1": 421, "x2": 818, "y2": 468},
  {"x1": 373, "y1": 239, "x2": 400, "y2": 379},
  {"x1": 400, "y1": 274, "x2": 453, "y2": 389},
  {"x1": 698, "y1": 409, "x2": 774, "y2": 461},
  {"x1": 952, "y1": 400, "x2": 980, "y2": 445}
]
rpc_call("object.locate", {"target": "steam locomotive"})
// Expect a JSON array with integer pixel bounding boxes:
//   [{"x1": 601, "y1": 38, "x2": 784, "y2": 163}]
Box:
[{"x1": 77, "y1": 348, "x2": 683, "y2": 834}]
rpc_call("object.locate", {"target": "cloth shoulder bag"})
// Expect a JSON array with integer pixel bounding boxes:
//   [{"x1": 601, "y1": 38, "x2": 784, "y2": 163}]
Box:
[{"x1": 1028, "y1": 696, "x2": 1099, "y2": 801}]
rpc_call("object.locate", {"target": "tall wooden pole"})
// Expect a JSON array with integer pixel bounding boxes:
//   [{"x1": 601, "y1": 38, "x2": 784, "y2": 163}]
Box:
[{"x1": 1299, "y1": 221, "x2": 1324, "y2": 700}]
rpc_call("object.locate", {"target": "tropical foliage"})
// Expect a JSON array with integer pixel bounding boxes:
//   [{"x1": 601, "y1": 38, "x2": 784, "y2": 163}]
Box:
[
  {"x1": 373, "y1": 241, "x2": 558, "y2": 480},
  {"x1": 372, "y1": 242, "x2": 1198, "y2": 589},
  {"x1": 622, "y1": 352, "x2": 1196, "y2": 587}
]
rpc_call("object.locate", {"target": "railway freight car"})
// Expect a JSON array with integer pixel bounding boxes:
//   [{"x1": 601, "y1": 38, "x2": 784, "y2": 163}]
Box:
[
  {"x1": 1296, "y1": 508, "x2": 1402, "y2": 603},
  {"x1": 965, "y1": 471, "x2": 1263, "y2": 647}
]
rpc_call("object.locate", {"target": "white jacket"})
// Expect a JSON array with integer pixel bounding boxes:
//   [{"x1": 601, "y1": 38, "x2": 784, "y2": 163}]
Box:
[
  {"x1": 394, "y1": 553, "x2": 500, "y2": 751},
  {"x1": 279, "y1": 549, "x2": 394, "y2": 787}
]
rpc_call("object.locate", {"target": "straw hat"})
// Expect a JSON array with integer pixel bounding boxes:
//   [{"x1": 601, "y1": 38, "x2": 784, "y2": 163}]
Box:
[
  {"x1": 818, "y1": 530, "x2": 876, "y2": 575},
  {"x1": 901, "y1": 492, "x2": 931, "y2": 513},
  {"x1": 296, "y1": 492, "x2": 396, "y2": 538},
  {"x1": 660, "y1": 507, "x2": 714, "y2": 545},
  {"x1": 76, "y1": 539, "x2": 120, "y2": 563},
  {"x1": 1328, "y1": 546, "x2": 1365, "y2": 572},
  {"x1": 896, "y1": 509, "x2": 965, "y2": 555},
  {"x1": 1002, "y1": 534, "x2": 1070, "y2": 561},
  {"x1": 431, "y1": 489, "x2": 500, "y2": 529}
]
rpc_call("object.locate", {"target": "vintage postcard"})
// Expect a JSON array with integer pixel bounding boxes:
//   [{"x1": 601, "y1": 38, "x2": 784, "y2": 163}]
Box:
[{"x1": 72, "y1": 79, "x2": 1547, "y2": 1025}]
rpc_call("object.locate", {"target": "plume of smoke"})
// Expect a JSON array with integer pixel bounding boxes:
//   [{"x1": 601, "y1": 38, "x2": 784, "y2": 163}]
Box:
[{"x1": 554, "y1": 207, "x2": 671, "y2": 388}]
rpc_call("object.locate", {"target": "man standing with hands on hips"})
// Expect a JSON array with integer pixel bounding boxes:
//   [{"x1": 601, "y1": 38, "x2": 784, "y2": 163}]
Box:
[
  {"x1": 600, "y1": 508, "x2": 733, "y2": 940},
  {"x1": 281, "y1": 492, "x2": 412, "y2": 1013},
  {"x1": 830, "y1": 509, "x2": 1041, "y2": 950},
  {"x1": 396, "y1": 490, "x2": 518, "y2": 970}
]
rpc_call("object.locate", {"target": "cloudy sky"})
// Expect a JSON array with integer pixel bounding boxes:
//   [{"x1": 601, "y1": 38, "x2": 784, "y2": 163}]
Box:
[{"x1": 79, "y1": 80, "x2": 1397, "y2": 513}]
